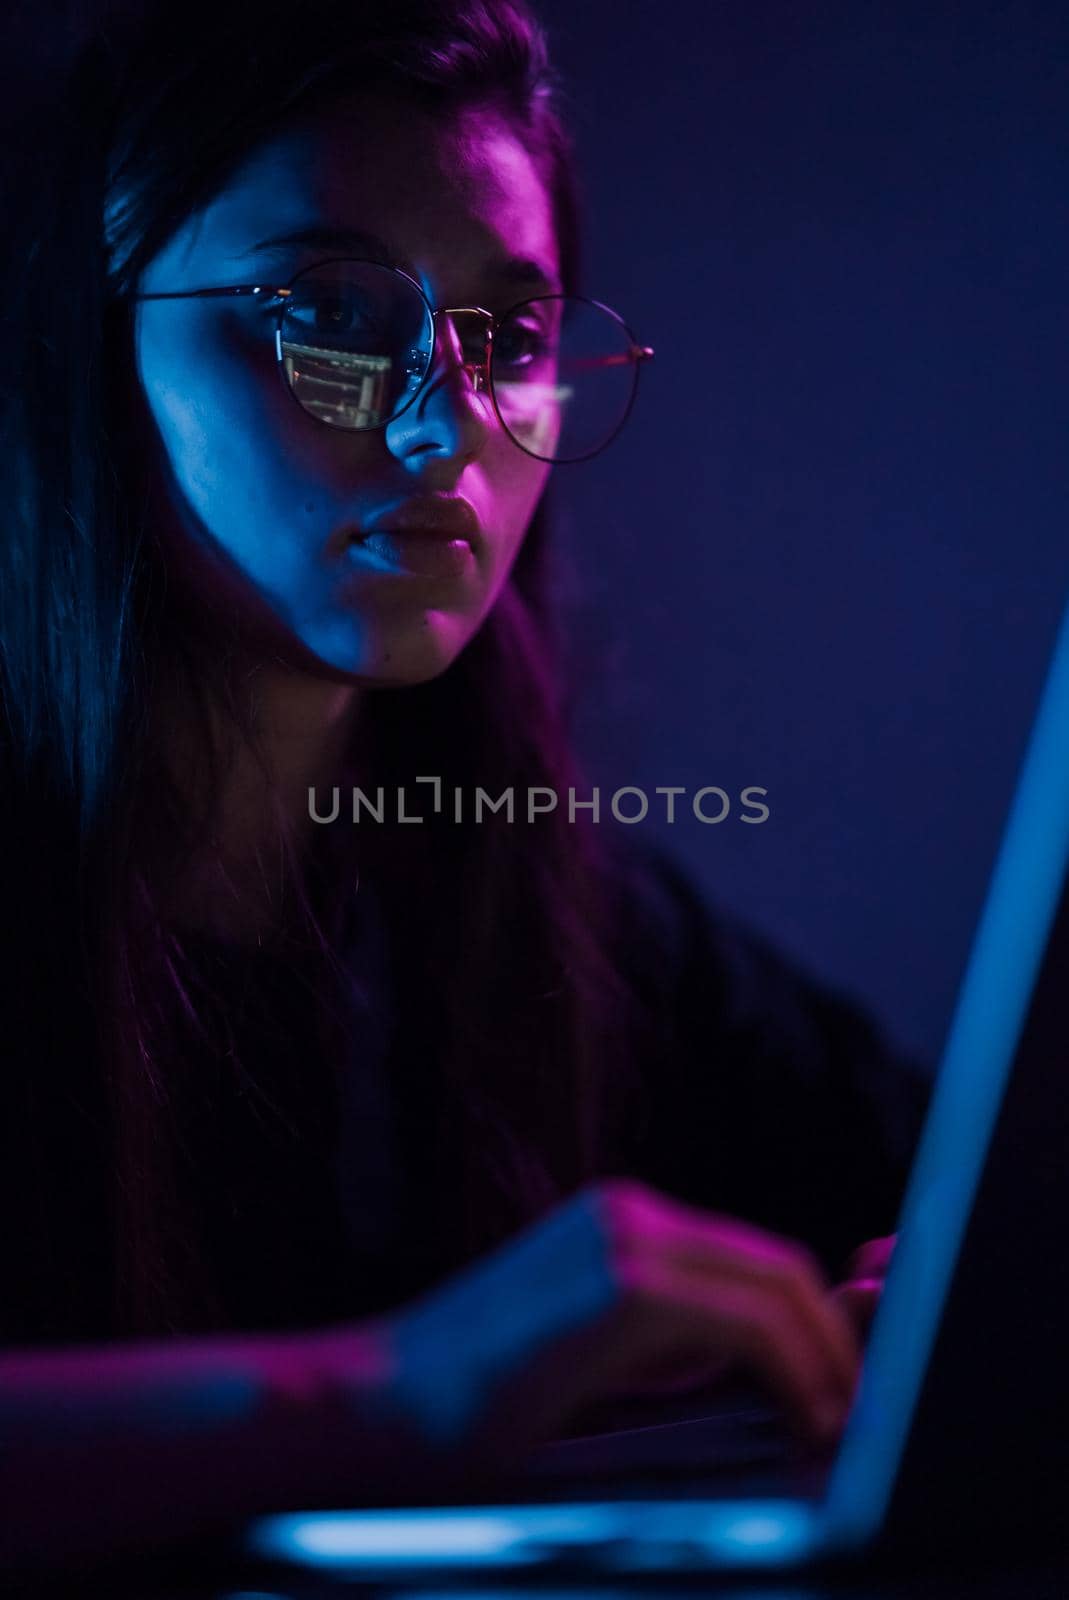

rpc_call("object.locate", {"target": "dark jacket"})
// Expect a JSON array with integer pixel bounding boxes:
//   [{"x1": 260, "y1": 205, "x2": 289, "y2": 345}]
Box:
[
  {"x1": 612, "y1": 841, "x2": 933, "y2": 1280},
  {"x1": 185, "y1": 839, "x2": 933, "y2": 1333}
]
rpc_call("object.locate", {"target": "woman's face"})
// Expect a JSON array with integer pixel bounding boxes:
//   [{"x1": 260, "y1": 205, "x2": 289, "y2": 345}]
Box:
[{"x1": 132, "y1": 90, "x2": 559, "y2": 685}]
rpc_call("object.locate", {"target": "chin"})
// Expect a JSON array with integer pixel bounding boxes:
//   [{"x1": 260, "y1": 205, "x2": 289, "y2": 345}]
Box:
[{"x1": 317, "y1": 613, "x2": 473, "y2": 688}]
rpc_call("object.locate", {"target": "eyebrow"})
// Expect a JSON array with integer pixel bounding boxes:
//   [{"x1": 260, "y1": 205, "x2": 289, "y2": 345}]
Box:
[
  {"x1": 492, "y1": 255, "x2": 561, "y2": 294},
  {"x1": 237, "y1": 225, "x2": 561, "y2": 293},
  {"x1": 239, "y1": 226, "x2": 393, "y2": 262}
]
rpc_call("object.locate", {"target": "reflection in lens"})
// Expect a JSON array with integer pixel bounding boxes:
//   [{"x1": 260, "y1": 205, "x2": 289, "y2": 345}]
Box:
[
  {"x1": 281, "y1": 342, "x2": 396, "y2": 427},
  {"x1": 279, "y1": 261, "x2": 432, "y2": 428},
  {"x1": 491, "y1": 296, "x2": 640, "y2": 463}
]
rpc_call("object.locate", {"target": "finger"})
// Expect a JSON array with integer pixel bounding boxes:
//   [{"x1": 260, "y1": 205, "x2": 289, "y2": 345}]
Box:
[
  {"x1": 645, "y1": 1201, "x2": 861, "y2": 1402},
  {"x1": 832, "y1": 1279, "x2": 882, "y2": 1336},
  {"x1": 749, "y1": 1246, "x2": 861, "y2": 1404},
  {"x1": 691, "y1": 1276, "x2": 853, "y2": 1443},
  {"x1": 649, "y1": 1195, "x2": 835, "y2": 1292},
  {"x1": 622, "y1": 1260, "x2": 854, "y2": 1444},
  {"x1": 599, "y1": 1186, "x2": 860, "y2": 1410},
  {"x1": 846, "y1": 1235, "x2": 896, "y2": 1280}
]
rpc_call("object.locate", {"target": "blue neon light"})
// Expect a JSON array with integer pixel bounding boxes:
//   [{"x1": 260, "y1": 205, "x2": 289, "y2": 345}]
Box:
[
  {"x1": 716, "y1": 1510, "x2": 807, "y2": 1549},
  {"x1": 824, "y1": 592, "x2": 1069, "y2": 1548},
  {"x1": 693, "y1": 1500, "x2": 817, "y2": 1563},
  {"x1": 249, "y1": 1505, "x2": 619, "y2": 1570},
  {"x1": 249, "y1": 1497, "x2": 820, "y2": 1574}
]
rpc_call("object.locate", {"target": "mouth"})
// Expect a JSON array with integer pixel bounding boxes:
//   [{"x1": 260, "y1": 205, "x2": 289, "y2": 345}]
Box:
[
  {"x1": 347, "y1": 528, "x2": 475, "y2": 579},
  {"x1": 335, "y1": 493, "x2": 482, "y2": 581}
]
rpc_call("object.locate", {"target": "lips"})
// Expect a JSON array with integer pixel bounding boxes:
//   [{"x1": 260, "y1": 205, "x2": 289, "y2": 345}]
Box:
[
  {"x1": 355, "y1": 530, "x2": 475, "y2": 579},
  {"x1": 350, "y1": 494, "x2": 482, "y2": 546},
  {"x1": 337, "y1": 499, "x2": 480, "y2": 582}
]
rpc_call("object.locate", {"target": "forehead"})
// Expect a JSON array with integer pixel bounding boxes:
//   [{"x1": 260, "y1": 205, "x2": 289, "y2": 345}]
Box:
[{"x1": 139, "y1": 90, "x2": 560, "y2": 300}]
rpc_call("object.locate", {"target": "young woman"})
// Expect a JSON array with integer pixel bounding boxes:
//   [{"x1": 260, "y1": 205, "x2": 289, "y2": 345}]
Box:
[{"x1": 0, "y1": 0, "x2": 931, "y2": 1571}]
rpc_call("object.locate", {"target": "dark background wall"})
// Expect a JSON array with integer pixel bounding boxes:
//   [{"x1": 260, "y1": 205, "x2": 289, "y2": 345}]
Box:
[
  {"x1": 4, "y1": 1, "x2": 1067, "y2": 1066},
  {"x1": 534, "y1": 0, "x2": 1068, "y2": 1066}
]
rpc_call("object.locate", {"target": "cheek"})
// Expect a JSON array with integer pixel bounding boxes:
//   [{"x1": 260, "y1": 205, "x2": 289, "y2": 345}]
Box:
[
  {"x1": 134, "y1": 307, "x2": 376, "y2": 582},
  {"x1": 480, "y1": 432, "x2": 552, "y2": 555},
  {"x1": 137, "y1": 306, "x2": 283, "y2": 504}
]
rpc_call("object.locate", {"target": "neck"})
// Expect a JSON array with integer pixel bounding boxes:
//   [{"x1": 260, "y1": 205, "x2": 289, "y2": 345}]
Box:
[{"x1": 155, "y1": 648, "x2": 363, "y2": 945}]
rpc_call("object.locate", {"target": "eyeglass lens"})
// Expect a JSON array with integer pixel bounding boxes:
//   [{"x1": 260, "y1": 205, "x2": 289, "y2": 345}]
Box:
[{"x1": 276, "y1": 260, "x2": 642, "y2": 463}]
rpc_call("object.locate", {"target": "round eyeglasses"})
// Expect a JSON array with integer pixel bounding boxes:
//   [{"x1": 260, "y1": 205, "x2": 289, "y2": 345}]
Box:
[{"x1": 135, "y1": 257, "x2": 655, "y2": 464}]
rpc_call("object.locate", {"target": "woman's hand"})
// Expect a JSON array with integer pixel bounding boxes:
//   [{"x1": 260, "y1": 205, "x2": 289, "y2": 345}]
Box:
[
  {"x1": 379, "y1": 1179, "x2": 862, "y2": 1476},
  {"x1": 831, "y1": 1234, "x2": 897, "y2": 1337}
]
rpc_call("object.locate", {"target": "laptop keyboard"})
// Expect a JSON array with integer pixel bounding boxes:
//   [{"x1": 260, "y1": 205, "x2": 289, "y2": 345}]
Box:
[{"x1": 516, "y1": 1380, "x2": 835, "y2": 1498}]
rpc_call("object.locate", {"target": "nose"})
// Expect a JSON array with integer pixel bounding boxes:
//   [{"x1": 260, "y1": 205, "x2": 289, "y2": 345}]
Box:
[{"x1": 383, "y1": 308, "x2": 495, "y2": 472}]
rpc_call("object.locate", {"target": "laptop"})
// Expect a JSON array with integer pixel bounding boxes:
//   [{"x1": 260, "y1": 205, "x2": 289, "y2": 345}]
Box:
[{"x1": 240, "y1": 593, "x2": 1069, "y2": 1582}]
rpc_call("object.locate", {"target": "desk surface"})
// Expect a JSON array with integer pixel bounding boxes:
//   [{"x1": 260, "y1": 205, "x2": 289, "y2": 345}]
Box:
[
  {"x1": 7, "y1": 1498, "x2": 1068, "y2": 1600},
  {"x1": 10, "y1": 1547, "x2": 1069, "y2": 1600}
]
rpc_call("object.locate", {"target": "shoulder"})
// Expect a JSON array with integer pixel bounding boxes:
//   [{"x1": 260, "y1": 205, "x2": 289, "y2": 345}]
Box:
[
  {"x1": 602, "y1": 833, "x2": 845, "y2": 1034},
  {"x1": 605, "y1": 834, "x2": 926, "y2": 1078},
  {"x1": 602, "y1": 835, "x2": 935, "y2": 1272}
]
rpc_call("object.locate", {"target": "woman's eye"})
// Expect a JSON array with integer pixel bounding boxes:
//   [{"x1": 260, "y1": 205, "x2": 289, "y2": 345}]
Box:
[
  {"x1": 494, "y1": 322, "x2": 553, "y2": 369},
  {"x1": 286, "y1": 295, "x2": 377, "y2": 340}
]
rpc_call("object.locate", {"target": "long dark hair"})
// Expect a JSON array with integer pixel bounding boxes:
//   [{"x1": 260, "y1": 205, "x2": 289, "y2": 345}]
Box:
[{"x1": 0, "y1": 0, "x2": 652, "y2": 1344}]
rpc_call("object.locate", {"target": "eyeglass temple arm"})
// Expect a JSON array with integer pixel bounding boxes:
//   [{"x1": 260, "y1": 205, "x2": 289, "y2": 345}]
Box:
[
  {"x1": 559, "y1": 345, "x2": 655, "y2": 371},
  {"x1": 133, "y1": 286, "x2": 291, "y2": 302}
]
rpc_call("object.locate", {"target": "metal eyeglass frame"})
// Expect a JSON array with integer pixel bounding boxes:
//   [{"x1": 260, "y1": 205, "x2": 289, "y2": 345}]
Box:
[{"x1": 134, "y1": 255, "x2": 655, "y2": 464}]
